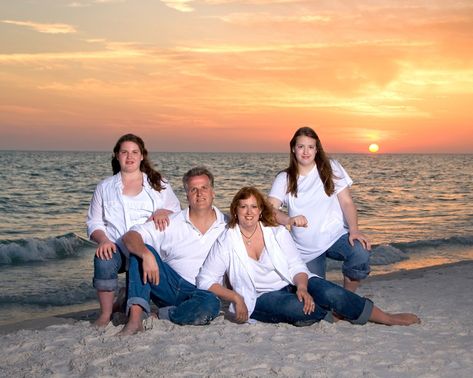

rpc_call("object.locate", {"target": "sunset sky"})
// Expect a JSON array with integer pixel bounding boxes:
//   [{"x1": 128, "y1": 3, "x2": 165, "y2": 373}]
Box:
[{"x1": 1, "y1": 0, "x2": 472, "y2": 153}]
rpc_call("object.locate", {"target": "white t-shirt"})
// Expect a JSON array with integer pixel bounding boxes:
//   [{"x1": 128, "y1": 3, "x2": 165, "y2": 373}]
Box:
[
  {"x1": 269, "y1": 159, "x2": 352, "y2": 262},
  {"x1": 129, "y1": 207, "x2": 227, "y2": 285}
]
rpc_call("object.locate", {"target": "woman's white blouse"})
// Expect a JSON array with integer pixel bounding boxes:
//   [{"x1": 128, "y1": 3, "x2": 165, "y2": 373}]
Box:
[
  {"x1": 197, "y1": 224, "x2": 315, "y2": 317},
  {"x1": 86, "y1": 172, "x2": 181, "y2": 242}
]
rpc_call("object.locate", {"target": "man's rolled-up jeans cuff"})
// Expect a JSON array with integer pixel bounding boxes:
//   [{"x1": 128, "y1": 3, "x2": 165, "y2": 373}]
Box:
[
  {"x1": 351, "y1": 298, "x2": 374, "y2": 325},
  {"x1": 93, "y1": 278, "x2": 118, "y2": 291},
  {"x1": 126, "y1": 297, "x2": 151, "y2": 317}
]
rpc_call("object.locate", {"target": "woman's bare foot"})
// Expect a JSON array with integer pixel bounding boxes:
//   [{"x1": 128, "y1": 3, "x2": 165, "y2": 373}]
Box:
[
  {"x1": 95, "y1": 290, "x2": 115, "y2": 328},
  {"x1": 386, "y1": 313, "x2": 421, "y2": 326},
  {"x1": 370, "y1": 306, "x2": 421, "y2": 326}
]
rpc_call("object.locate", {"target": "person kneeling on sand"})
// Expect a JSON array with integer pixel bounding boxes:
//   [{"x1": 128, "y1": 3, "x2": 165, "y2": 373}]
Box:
[
  {"x1": 197, "y1": 187, "x2": 420, "y2": 327},
  {"x1": 118, "y1": 167, "x2": 227, "y2": 335}
]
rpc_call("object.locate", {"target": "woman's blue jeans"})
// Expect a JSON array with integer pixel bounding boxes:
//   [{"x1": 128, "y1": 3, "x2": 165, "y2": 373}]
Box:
[
  {"x1": 306, "y1": 233, "x2": 371, "y2": 280},
  {"x1": 126, "y1": 245, "x2": 220, "y2": 326},
  {"x1": 250, "y1": 276, "x2": 373, "y2": 326},
  {"x1": 93, "y1": 246, "x2": 127, "y2": 291}
]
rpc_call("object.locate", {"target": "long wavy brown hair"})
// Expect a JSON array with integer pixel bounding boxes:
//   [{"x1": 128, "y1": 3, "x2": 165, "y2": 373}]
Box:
[
  {"x1": 228, "y1": 187, "x2": 278, "y2": 228},
  {"x1": 111, "y1": 133, "x2": 166, "y2": 192},
  {"x1": 284, "y1": 127, "x2": 335, "y2": 197}
]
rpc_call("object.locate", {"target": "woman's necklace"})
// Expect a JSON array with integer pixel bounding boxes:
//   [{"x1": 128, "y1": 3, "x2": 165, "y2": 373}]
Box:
[{"x1": 240, "y1": 224, "x2": 258, "y2": 245}]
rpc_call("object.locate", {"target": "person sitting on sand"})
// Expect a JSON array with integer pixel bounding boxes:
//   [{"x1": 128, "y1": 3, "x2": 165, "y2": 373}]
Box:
[
  {"x1": 87, "y1": 133, "x2": 181, "y2": 328},
  {"x1": 197, "y1": 187, "x2": 420, "y2": 327},
  {"x1": 119, "y1": 167, "x2": 227, "y2": 335}
]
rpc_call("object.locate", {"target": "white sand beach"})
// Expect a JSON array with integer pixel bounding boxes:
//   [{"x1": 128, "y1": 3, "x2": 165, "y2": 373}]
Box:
[{"x1": 1, "y1": 261, "x2": 473, "y2": 377}]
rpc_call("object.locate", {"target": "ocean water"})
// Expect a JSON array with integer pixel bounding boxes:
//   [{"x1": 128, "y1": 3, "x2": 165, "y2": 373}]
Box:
[{"x1": 1, "y1": 151, "x2": 472, "y2": 326}]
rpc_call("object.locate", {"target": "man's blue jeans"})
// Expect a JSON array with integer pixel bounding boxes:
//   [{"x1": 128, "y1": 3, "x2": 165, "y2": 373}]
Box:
[
  {"x1": 126, "y1": 245, "x2": 220, "y2": 326},
  {"x1": 93, "y1": 246, "x2": 127, "y2": 291},
  {"x1": 251, "y1": 276, "x2": 373, "y2": 326},
  {"x1": 306, "y1": 233, "x2": 371, "y2": 280}
]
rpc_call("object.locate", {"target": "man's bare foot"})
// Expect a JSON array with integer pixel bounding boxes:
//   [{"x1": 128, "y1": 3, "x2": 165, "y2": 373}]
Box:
[
  {"x1": 117, "y1": 320, "x2": 144, "y2": 336},
  {"x1": 116, "y1": 311, "x2": 158, "y2": 336},
  {"x1": 386, "y1": 313, "x2": 421, "y2": 326},
  {"x1": 116, "y1": 303, "x2": 158, "y2": 336},
  {"x1": 93, "y1": 313, "x2": 111, "y2": 328}
]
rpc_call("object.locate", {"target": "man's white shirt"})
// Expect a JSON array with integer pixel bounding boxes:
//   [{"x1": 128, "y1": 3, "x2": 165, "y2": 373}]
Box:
[{"x1": 128, "y1": 207, "x2": 227, "y2": 285}]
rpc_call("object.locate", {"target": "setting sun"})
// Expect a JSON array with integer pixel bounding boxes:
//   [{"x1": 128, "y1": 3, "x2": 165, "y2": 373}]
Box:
[{"x1": 369, "y1": 143, "x2": 380, "y2": 153}]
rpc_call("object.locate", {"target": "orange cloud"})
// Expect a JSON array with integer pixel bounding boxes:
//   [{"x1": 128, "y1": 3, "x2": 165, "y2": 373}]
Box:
[
  {"x1": 0, "y1": 0, "x2": 472, "y2": 152},
  {"x1": 2, "y1": 20, "x2": 77, "y2": 34},
  {"x1": 161, "y1": 0, "x2": 195, "y2": 12}
]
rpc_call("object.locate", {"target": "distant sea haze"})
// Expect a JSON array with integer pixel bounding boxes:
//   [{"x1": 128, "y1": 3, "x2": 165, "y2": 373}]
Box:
[{"x1": 0, "y1": 151, "x2": 472, "y2": 326}]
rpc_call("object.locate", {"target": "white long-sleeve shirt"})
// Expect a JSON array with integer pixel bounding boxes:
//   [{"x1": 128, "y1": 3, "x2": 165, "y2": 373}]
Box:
[
  {"x1": 86, "y1": 172, "x2": 181, "y2": 243},
  {"x1": 129, "y1": 207, "x2": 227, "y2": 285},
  {"x1": 197, "y1": 224, "x2": 315, "y2": 318}
]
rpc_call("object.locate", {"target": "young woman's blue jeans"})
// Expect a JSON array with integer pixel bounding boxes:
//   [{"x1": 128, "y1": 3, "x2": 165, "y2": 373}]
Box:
[
  {"x1": 93, "y1": 246, "x2": 127, "y2": 291},
  {"x1": 126, "y1": 245, "x2": 220, "y2": 326},
  {"x1": 306, "y1": 233, "x2": 371, "y2": 280},
  {"x1": 250, "y1": 276, "x2": 373, "y2": 326}
]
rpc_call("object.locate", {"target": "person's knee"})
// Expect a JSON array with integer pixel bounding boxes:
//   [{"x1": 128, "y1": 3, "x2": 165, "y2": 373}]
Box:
[
  {"x1": 199, "y1": 291, "x2": 221, "y2": 319},
  {"x1": 94, "y1": 256, "x2": 119, "y2": 279},
  {"x1": 170, "y1": 291, "x2": 221, "y2": 326},
  {"x1": 93, "y1": 254, "x2": 122, "y2": 291},
  {"x1": 343, "y1": 242, "x2": 370, "y2": 280},
  {"x1": 320, "y1": 284, "x2": 348, "y2": 309},
  {"x1": 353, "y1": 241, "x2": 370, "y2": 260}
]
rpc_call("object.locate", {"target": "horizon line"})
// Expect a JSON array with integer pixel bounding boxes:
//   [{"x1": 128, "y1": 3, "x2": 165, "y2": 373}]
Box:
[{"x1": 1, "y1": 149, "x2": 472, "y2": 155}]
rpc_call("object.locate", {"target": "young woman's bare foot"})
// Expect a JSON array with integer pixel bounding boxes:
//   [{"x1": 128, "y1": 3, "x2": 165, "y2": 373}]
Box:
[
  {"x1": 95, "y1": 290, "x2": 114, "y2": 328},
  {"x1": 386, "y1": 313, "x2": 421, "y2": 326}
]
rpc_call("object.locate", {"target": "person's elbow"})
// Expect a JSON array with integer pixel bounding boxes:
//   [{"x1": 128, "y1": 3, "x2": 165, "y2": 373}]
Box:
[{"x1": 122, "y1": 230, "x2": 139, "y2": 247}]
